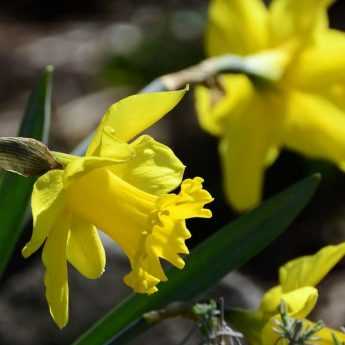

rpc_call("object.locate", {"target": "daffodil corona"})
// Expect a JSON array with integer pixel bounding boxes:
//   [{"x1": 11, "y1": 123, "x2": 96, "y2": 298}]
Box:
[
  {"x1": 195, "y1": 0, "x2": 345, "y2": 211},
  {"x1": 22, "y1": 90, "x2": 213, "y2": 328},
  {"x1": 229, "y1": 243, "x2": 345, "y2": 345}
]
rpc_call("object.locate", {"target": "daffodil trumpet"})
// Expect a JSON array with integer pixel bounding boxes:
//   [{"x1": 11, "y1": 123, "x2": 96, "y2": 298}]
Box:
[
  {"x1": 19, "y1": 89, "x2": 213, "y2": 328},
  {"x1": 195, "y1": 0, "x2": 345, "y2": 211},
  {"x1": 228, "y1": 243, "x2": 345, "y2": 345}
]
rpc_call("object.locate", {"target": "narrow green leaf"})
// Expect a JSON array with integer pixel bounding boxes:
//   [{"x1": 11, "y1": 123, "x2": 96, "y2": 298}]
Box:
[
  {"x1": 0, "y1": 66, "x2": 53, "y2": 276},
  {"x1": 73, "y1": 174, "x2": 320, "y2": 345}
]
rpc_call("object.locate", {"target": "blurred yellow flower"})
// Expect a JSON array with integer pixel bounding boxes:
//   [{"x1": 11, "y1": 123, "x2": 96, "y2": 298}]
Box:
[
  {"x1": 195, "y1": 0, "x2": 345, "y2": 211},
  {"x1": 22, "y1": 90, "x2": 213, "y2": 328},
  {"x1": 230, "y1": 243, "x2": 345, "y2": 344}
]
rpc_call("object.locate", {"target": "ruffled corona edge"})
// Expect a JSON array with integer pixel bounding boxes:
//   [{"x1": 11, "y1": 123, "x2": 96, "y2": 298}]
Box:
[{"x1": 124, "y1": 177, "x2": 213, "y2": 294}]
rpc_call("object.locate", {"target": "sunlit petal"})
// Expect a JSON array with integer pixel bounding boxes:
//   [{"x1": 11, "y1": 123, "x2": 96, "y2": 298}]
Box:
[
  {"x1": 42, "y1": 215, "x2": 70, "y2": 329},
  {"x1": 260, "y1": 286, "x2": 283, "y2": 317},
  {"x1": 282, "y1": 91, "x2": 345, "y2": 168},
  {"x1": 269, "y1": 0, "x2": 333, "y2": 45},
  {"x1": 64, "y1": 156, "x2": 122, "y2": 187},
  {"x1": 281, "y1": 287, "x2": 318, "y2": 319},
  {"x1": 88, "y1": 127, "x2": 134, "y2": 160},
  {"x1": 67, "y1": 167, "x2": 212, "y2": 294},
  {"x1": 112, "y1": 135, "x2": 185, "y2": 195},
  {"x1": 287, "y1": 29, "x2": 345, "y2": 90},
  {"x1": 315, "y1": 325, "x2": 345, "y2": 345},
  {"x1": 125, "y1": 177, "x2": 213, "y2": 293},
  {"x1": 206, "y1": 0, "x2": 268, "y2": 56},
  {"x1": 22, "y1": 170, "x2": 64, "y2": 258},
  {"x1": 67, "y1": 216, "x2": 105, "y2": 279},
  {"x1": 194, "y1": 74, "x2": 255, "y2": 137},
  {"x1": 260, "y1": 286, "x2": 318, "y2": 320},
  {"x1": 279, "y1": 242, "x2": 345, "y2": 292},
  {"x1": 219, "y1": 94, "x2": 283, "y2": 211},
  {"x1": 87, "y1": 89, "x2": 186, "y2": 154}
]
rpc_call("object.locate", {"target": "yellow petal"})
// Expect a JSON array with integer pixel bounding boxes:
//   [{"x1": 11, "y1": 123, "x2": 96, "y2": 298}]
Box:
[
  {"x1": 313, "y1": 82, "x2": 345, "y2": 116},
  {"x1": 206, "y1": 0, "x2": 268, "y2": 56},
  {"x1": 42, "y1": 215, "x2": 70, "y2": 329},
  {"x1": 269, "y1": 0, "x2": 333, "y2": 46},
  {"x1": 67, "y1": 216, "x2": 105, "y2": 279},
  {"x1": 125, "y1": 177, "x2": 213, "y2": 293},
  {"x1": 87, "y1": 89, "x2": 186, "y2": 154},
  {"x1": 160, "y1": 177, "x2": 213, "y2": 220},
  {"x1": 317, "y1": 326, "x2": 345, "y2": 345},
  {"x1": 287, "y1": 29, "x2": 345, "y2": 90},
  {"x1": 66, "y1": 167, "x2": 156, "y2": 260},
  {"x1": 300, "y1": 31, "x2": 345, "y2": 114},
  {"x1": 219, "y1": 135, "x2": 265, "y2": 212},
  {"x1": 194, "y1": 74, "x2": 255, "y2": 137},
  {"x1": 282, "y1": 91, "x2": 345, "y2": 168},
  {"x1": 112, "y1": 135, "x2": 185, "y2": 195},
  {"x1": 261, "y1": 286, "x2": 318, "y2": 320},
  {"x1": 260, "y1": 316, "x2": 288, "y2": 345},
  {"x1": 261, "y1": 315, "x2": 286, "y2": 345},
  {"x1": 219, "y1": 94, "x2": 283, "y2": 211},
  {"x1": 194, "y1": 84, "x2": 224, "y2": 136},
  {"x1": 52, "y1": 152, "x2": 76, "y2": 167},
  {"x1": 67, "y1": 167, "x2": 213, "y2": 294},
  {"x1": 64, "y1": 156, "x2": 122, "y2": 187},
  {"x1": 279, "y1": 242, "x2": 345, "y2": 292},
  {"x1": 22, "y1": 170, "x2": 64, "y2": 258},
  {"x1": 281, "y1": 287, "x2": 318, "y2": 319},
  {"x1": 266, "y1": 147, "x2": 279, "y2": 167},
  {"x1": 260, "y1": 286, "x2": 283, "y2": 317},
  {"x1": 86, "y1": 125, "x2": 134, "y2": 161},
  {"x1": 66, "y1": 167, "x2": 165, "y2": 294}
]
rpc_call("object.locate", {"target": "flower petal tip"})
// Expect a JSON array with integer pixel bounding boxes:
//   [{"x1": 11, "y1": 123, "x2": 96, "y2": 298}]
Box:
[
  {"x1": 21, "y1": 246, "x2": 30, "y2": 258},
  {"x1": 55, "y1": 317, "x2": 68, "y2": 330},
  {"x1": 123, "y1": 269, "x2": 161, "y2": 295},
  {"x1": 21, "y1": 243, "x2": 39, "y2": 258}
]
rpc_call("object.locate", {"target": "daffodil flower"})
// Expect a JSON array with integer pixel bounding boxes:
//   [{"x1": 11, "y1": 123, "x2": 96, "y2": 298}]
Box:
[
  {"x1": 195, "y1": 0, "x2": 345, "y2": 211},
  {"x1": 229, "y1": 243, "x2": 345, "y2": 344},
  {"x1": 22, "y1": 90, "x2": 213, "y2": 328}
]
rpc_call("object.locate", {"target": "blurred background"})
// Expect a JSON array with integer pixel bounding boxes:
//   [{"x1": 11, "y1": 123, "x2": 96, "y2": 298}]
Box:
[{"x1": 1, "y1": 1, "x2": 345, "y2": 344}]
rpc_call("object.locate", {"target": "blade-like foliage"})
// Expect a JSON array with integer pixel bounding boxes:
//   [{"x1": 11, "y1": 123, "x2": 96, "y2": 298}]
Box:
[
  {"x1": 0, "y1": 66, "x2": 53, "y2": 276},
  {"x1": 73, "y1": 174, "x2": 320, "y2": 345}
]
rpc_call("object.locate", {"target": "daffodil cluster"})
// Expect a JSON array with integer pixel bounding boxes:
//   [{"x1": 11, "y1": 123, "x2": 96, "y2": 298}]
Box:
[
  {"x1": 229, "y1": 243, "x2": 345, "y2": 345},
  {"x1": 22, "y1": 89, "x2": 213, "y2": 328},
  {"x1": 195, "y1": 0, "x2": 345, "y2": 211}
]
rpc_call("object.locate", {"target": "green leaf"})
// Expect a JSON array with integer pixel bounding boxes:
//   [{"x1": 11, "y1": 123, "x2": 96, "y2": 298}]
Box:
[
  {"x1": 0, "y1": 66, "x2": 53, "y2": 276},
  {"x1": 73, "y1": 174, "x2": 320, "y2": 345}
]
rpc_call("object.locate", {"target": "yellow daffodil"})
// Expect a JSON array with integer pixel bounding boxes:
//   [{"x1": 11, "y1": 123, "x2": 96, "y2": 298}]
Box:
[
  {"x1": 22, "y1": 90, "x2": 213, "y2": 328},
  {"x1": 195, "y1": 0, "x2": 345, "y2": 211},
  {"x1": 229, "y1": 243, "x2": 345, "y2": 344}
]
